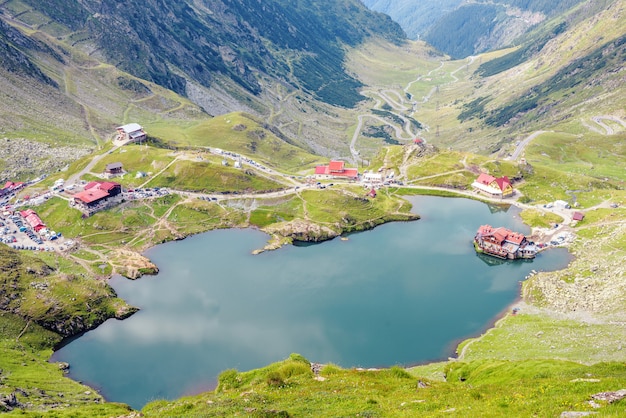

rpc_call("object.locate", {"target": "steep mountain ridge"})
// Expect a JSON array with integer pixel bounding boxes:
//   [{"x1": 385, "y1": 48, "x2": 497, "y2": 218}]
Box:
[
  {"x1": 15, "y1": 0, "x2": 404, "y2": 107},
  {"x1": 361, "y1": 0, "x2": 586, "y2": 58},
  {"x1": 0, "y1": 0, "x2": 406, "y2": 174},
  {"x1": 458, "y1": 0, "x2": 625, "y2": 140}
]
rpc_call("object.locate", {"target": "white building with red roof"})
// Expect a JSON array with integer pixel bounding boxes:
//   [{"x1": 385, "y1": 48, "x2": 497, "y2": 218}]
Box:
[
  {"x1": 314, "y1": 160, "x2": 358, "y2": 180},
  {"x1": 19, "y1": 209, "x2": 47, "y2": 232},
  {"x1": 472, "y1": 173, "x2": 514, "y2": 198}
]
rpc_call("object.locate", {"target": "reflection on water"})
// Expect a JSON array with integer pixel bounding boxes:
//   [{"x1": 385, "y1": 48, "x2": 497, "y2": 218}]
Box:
[
  {"x1": 51, "y1": 196, "x2": 571, "y2": 409},
  {"x1": 474, "y1": 252, "x2": 534, "y2": 267}
]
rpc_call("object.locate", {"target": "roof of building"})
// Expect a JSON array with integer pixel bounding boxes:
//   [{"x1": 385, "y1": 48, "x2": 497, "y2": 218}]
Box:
[
  {"x1": 74, "y1": 188, "x2": 109, "y2": 204},
  {"x1": 117, "y1": 123, "x2": 143, "y2": 133},
  {"x1": 99, "y1": 182, "x2": 120, "y2": 191},
  {"x1": 338, "y1": 168, "x2": 359, "y2": 178},
  {"x1": 474, "y1": 174, "x2": 512, "y2": 193},
  {"x1": 573, "y1": 212, "x2": 585, "y2": 221},
  {"x1": 84, "y1": 181, "x2": 100, "y2": 191},
  {"x1": 494, "y1": 176, "x2": 511, "y2": 192},
  {"x1": 84, "y1": 181, "x2": 120, "y2": 191},
  {"x1": 315, "y1": 165, "x2": 328, "y2": 175},
  {"x1": 20, "y1": 209, "x2": 36, "y2": 217},
  {"x1": 2, "y1": 181, "x2": 24, "y2": 190},
  {"x1": 315, "y1": 163, "x2": 358, "y2": 178},
  {"x1": 129, "y1": 130, "x2": 146, "y2": 139},
  {"x1": 476, "y1": 173, "x2": 496, "y2": 186},
  {"x1": 106, "y1": 162, "x2": 123, "y2": 170},
  {"x1": 505, "y1": 231, "x2": 525, "y2": 245},
  {"x1": 328, "y1": 160, "x2": 345, "y2": 172},
  {"x1": 477, "y1": 224, "x2": 525, "y2": 245},
  {"x1": 25, "y1": 213, "x2": 45, "y2": 229}
]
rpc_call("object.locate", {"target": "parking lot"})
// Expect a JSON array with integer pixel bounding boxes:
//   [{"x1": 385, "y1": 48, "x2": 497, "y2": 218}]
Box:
[{"x1": 0, "y1": 214, "x2": 73, "y2": 253}]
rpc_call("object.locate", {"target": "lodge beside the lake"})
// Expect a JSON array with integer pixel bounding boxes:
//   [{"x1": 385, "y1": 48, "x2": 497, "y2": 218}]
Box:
[
  {"x1": 472, "y1": 173, "x2": 514, "y2": 198},
  {"x1": 474, "y1": 224, "x2": 537, "y2": 259}
]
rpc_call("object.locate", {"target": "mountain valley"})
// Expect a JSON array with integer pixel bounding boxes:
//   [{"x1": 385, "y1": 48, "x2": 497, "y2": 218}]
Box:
[{"x1": 0, "y1": 0, "x2": 625, "y2": 416}]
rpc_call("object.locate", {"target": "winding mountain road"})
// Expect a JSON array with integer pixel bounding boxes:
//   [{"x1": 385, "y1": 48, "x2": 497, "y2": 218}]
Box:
[
  {"x1": 508, "y1": 130, "x2": 551, "y2": 161},
  {"x1": 350, "y1": 58, "x2": 473, "y2": 163},
  {"x1": 590, "y1": 115, "x2": 626, "y2": 135}
]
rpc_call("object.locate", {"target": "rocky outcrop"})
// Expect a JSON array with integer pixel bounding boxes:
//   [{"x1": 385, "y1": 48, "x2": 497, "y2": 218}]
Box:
[
  {"x1": 109, "y1": 248, "x2": 159, "y2": 280},
  {"x1": 265, "y1": 219, "x2": 339, "y2": 244},
  {"x1": 524, "y1": 222, "x2": 626, "y2": 315},
  {"x1": 0, "y1": 393, "x2": 23, "y2": 412},
  {"x1": 0, "y1": 137, "x2": 91, "y2": 181}
]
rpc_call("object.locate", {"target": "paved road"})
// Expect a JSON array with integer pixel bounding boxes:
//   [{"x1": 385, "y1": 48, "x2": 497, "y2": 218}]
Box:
[
  {"x1": 508, "y1": 130, "x2": 550, "y2": 161},
  {"x1": 591, "y1": 115, "x2": 626, "y2": 135}
]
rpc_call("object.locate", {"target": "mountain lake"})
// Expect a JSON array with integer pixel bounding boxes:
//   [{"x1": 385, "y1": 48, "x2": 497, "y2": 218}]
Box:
[{"x1": 51, "y1": 195, "x2": 572, "y2": 409}]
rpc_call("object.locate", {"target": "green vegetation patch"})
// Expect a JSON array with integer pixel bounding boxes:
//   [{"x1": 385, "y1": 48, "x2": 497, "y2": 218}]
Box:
[
  {"x1": 166, "y1": 201, "x2": 246, "y2": 236},
  {"x1": 250, "y1": 197, "x2": 301, "y2": 228},
  {"x1": 517, "y1": 164, "x2": 619, "y2": 205},
  {"x1": 90, "y1": 144, "x2": 177, "y2": 179},
  {"x1": 0, "y1": 313, "x2": 132, "y2": 416},
  {"x1": 301, "y1": 187, "x2": 416, "y2": 233},
  {"x1": 405, "y1": 150, "x2": 467, "y2": 180},
  {"x1": 458, "y1": 311, "x2": 626, "y2": 365},
  {"x1": 148, "y1": 112, "x2": 325, "y2": 173},
  {"x1": 148, "y1": 159, "x2": 285, "y2": 193},
  {"x1": 143, "y1": 354, "x2": 626, "y2": 417},
  {"x1": 526, "y1": 132, "x2": 626, "y2": 182},
  {"x1": 519, "y1": 209, "x2": 564, "y2": 228}
]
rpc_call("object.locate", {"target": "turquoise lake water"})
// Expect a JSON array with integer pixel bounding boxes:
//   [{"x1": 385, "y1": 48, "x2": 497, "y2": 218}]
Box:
[{"x1": 51, "y1": 196, "x2": 571, "y2": 409}]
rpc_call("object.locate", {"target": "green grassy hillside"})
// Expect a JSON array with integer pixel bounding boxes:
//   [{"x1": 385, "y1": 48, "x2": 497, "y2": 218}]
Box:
[{"x1": 141, "y1": 354, "x2": 626, "y2": 417}]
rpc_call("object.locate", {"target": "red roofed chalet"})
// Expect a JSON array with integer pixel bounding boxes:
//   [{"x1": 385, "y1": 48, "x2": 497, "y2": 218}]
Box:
[
  {"x1": 314, "y1": 160, "x2": 358, "y2": 179},
  {"x1": 74, "y1": 181, "x2": 121, "y2": 208},
  {"x1": 472, "y1": 173, "x2": 513, "y2": 197},
  {"x1": 474, "y1": 224, "x2": 536, "y2": 259}
]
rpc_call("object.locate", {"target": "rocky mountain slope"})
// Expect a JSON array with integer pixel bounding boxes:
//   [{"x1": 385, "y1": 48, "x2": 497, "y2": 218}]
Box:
[
  {"x1": 0, "y1": 0, "x2": 405, "y2": 178},
  {"x1": 361, "y1": 0, "x2": 586, "y2": 58}
]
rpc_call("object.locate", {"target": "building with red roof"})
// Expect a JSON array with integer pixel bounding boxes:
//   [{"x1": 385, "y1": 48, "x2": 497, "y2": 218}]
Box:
[
  {"x1": 472, "y1": 173, "x2": 514, "y2": 198},
  {"x1": 572, "y1": 212, "x2": 585, "y2": 221},
  {"x1": 314, "y1": 160, "x2": 359, "y2": 180},
  {"x1": 19, "y1": 209, "x2": 46, "y2": 232},
  {"x1": 474, "y1": 224, "x2": 536, "y2": 259},
  {"x1": 0, "y1": 181, "x2": 25, "y2": 197},
  {"x1": 73, "y1": 181, "x2": 122, "y2": 210}
]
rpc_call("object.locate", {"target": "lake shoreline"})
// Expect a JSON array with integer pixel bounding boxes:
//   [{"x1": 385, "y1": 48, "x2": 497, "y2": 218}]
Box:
[{"x1": 51, "y1": 192, "x2": 574, "y2": 410}]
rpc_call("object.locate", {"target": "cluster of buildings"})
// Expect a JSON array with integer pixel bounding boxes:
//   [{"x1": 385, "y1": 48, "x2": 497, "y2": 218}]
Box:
[
  {"x1": 474, "y1": 225, "x2": 537, "y2": 259},
  {"x1": 1, "y1": 181, "x2": 25, "y2": 199}
]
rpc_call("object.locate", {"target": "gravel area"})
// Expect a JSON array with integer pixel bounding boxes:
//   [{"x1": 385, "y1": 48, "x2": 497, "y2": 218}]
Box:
[{"x1": 0, "y1": 137, "x2": 92, "y2": 181}]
